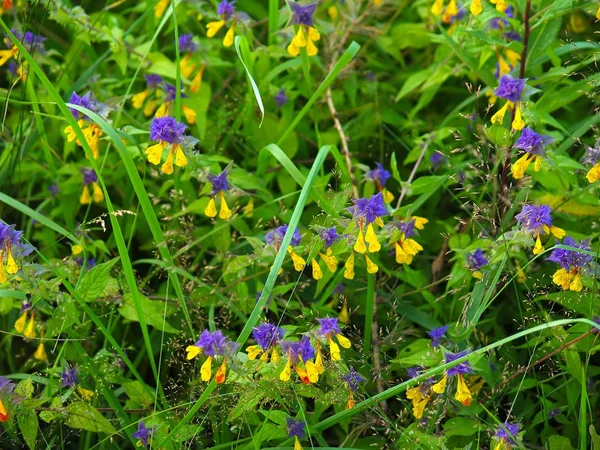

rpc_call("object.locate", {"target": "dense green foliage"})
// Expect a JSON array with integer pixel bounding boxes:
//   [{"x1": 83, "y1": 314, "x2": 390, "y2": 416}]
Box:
[{"x1": 1, "y1": 0, "x2": 600, "y2": 449}]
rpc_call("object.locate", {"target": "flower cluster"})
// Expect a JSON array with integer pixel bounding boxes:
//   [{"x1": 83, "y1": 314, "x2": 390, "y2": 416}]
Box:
[
  {"x1": 246, "y1": 322, "x2": 285, "y2": 363},
  {"x1": 1, "y1": 29, "x2": 46, "y2": 82},
  {"x1": 515, "y1": 204, "x2": 565, "y2": 255},
  {"x1": 206, "y1": 0, "x2": 238, "y2": 48},
  {"x1": 491, "y1": 75, "x2": 526, "y2": 131},
  {"x1": 0, "y1": 377, "x2": 17, "y2": 423},
  {"x1": 365, "y1": 163, "x2": 394, "y2": 203},
  {"x1": 583, "y1": 138, "x2": 600, "y2": 183},
  {"x1": 467, "y1": 248, "x2": 488, "y2": 279},
  {"x1": 61, "y1": 366, "x2": 94, "y2": 401},
  {"x1": 186, "y1": 330, "x2": 239, "y2": 384},
  {"x1": 547, "y1": 237, "x2": 592, "y2": 292},
  {"x1": 266, "y1": 224, "x2": 305, "y2": 273},
  {"x1": 287, "y1": 418, "x2": 306, "y2": 450},
  {"x1": 287, "y1": 2, "x2": 321, "y2": 57},
  {"x1": 145, "y1": 117, "x2": 189, "y2": 175},
  {"x1": 0, "y1": 223, "x2": 33, "y2": 283},
  {"x1": 14, "y1": 300, "x2": 36, "y2": 340},
  {"x1": 392, "y1": 216, "x2": 428, "y2": 265},
  {"x1": 406, "y1": 367, "x2": 437, "y2": 419},
  {"x1": 79, "y1": 169, "x2": 104, "y2": 205},
  {"x1": 155, "y1": 83, "x2": 197, "y2": 124},
  {"x1": 64, "y1": 91, "x2": 109, "y2": 159},
  {"x1": 342, "y1": 367, "x2": 365, "y2": 409},
  {"x1": 310, "y1": 226, "x2": 340, "y2": 280},
  {"x1": 511, "y1": 127, "x2": 553, "y2": 179},
  {"x1": 204, "y1": 168, "x2": 233, "y2": 220},
  {"x1": 178, "y1": 34, "x2": 205, "y2": 94},
  {"x1": 493, "y1": 422, "x2": 521, "y2": 450}
]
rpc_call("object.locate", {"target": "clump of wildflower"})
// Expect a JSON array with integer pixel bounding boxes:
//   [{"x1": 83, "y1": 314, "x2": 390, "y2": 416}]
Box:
[
  {"x1": 428, "y1": 325, "x2": 449, "y2": 349},
  {"x1": 511, "y1": 127, "x2": 553, "y2": 179},
  {"x1": 131, "y1": 74, "x2": 164, "y2": 116},
  {"x1": 186, "y1": 330, "x2": 239, "y2": 384},
  {"x1": 493, "y1": 422, "x2": 521, "y2": 450},
  {"x1": 0, "y1": 223, "x2": 34, "y2": 284},
  {"x1": 406, "y1": 367, "x2": 436, "y2": 419},
  {"x1": 14, "y1": 299, "x2": 36, "y2": 339},
  {"x1": 432, "y1": 350, "x2": 474, "y2": 406},
  {"x1": 342, "y1": 367, "x2": 365, "y2": 409},
  {"x1": 431, "y1": 0, "x2": 464, "y2": 23},
  {"x1": 345, "y1": 193, "x2": 388, "y2": 279},
  {"x1": 309, "y1": 226, "x2": 340, "y2": 280},
  {"x1": 491, "y1": 75, "x2": 527, "y2": 130},
  {"x1": 279, "y1": 336, "x2": 319, "y2": 384},
  {"x1": 0, "y1": 376, "x2": 17, "y2": 423},
  {"x1": 286, "y1": 418, "x2": 306, "y2": 450},
  {"x1": 206, "y1": 0, "x2": 238, "y2": 47},
  {"x1": 1, "y1": 29, "x2": 46, "y2": 82},
  {"x1": 145, "y1": 117, "x2": 189, "y2": 175},
  {"x1": 64, "y1": 91, "x2": 109, "y2": 159},
  {"x1": 155, "y1": 83, "x2": 196, "y2": 124},
  {"x1": 365, "y1": 163, "x2": 394, "y2": 203},
  {"x1": 61, "y1": 366, "x2": 94, "y2": 400},
  {"x1": 490, "y1": 0, "x2": 509, "y2": 12},
  {"x1": 583, "y1": 138, "x2": 600, "y2": 183},
  {"x1": 246, "y1": 322, "x2": 285, "y2": 363},
  {"x1": 204, "y1": 168, "x2": 233, "y2": 220},
  {"x1": 495, "y1": 49, "x2": 521, "y2": 79},
  {"x1": 515, "y1": 204, "x2": 565, "y2": 255},
  {"x1": 79, "y1": 169, "x2": 104, "y2": 205},
  {"x1": 392, "y1": 216, "x2": 427, "y2": 265},
  {"x1": 316, "y1": 317, "x2": 351, "y2": 362},
  {"x1": 133, "y1": 421, "x2": 153, "y2": 447},
  {"x1": 265, "y1": 225, "x2": 305, "y2": 273},
  {"x1": 287, "y1": 2, "x2": 321, "y2": 57},
  {"x1": 178, "y1": 34, "x2": 205, "y2": 94},
  {"x1": 154, "y1": 0, "x2": 170, "y2": 18},
  {"x1": 547, "y1": 237, "x2": 592, "y2": 292},
  {"x1": 468, "y1": 248, "x2": 488, "y2": 279}
]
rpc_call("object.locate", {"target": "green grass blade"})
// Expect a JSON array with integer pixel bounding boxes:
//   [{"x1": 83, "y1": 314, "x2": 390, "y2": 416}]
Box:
[
  {"x1": 364, "y1": 274, "x2": 375, "y2": 354},
  {"x1": 268, "y1": 0, "x2": 279, "y2": 46},
  {"x1": 235, "y1": 35, "x2": 265, "y2": 126}
]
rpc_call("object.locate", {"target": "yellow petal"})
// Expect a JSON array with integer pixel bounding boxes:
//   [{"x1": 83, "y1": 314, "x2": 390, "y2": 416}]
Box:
[
  {"x1": 271, "y1": 347, "x2": 280, "y2": 364},
  {"x1": 455, "y1": 374, "x2": 472, "y2": 406},
  {"x1": 77, "y1": 387, "x2": 94, "y2": 401},
  {"x1": 338, "y1": 300, "x2": 349, "y2": 324},
  {"x1": 550, "y1": 226, "x2": 565, "y2": 239},
  {"x1": 161, "y1": 149, "x2": 174, "y2": 175},
  {"x1": 292, "y1": 27, "x2": 307, "y2": 47},
  {"x1": 511, "y1": 153, "x2": 532, "y2": 179},
  {"x1": 71, "y1": 245, "x2": 83, "y2": 255},
  {"x1": 472, "y1": 270, "x2": 483, "y2": 280},
  {"x1": 431, "y1": 0, "x2": 444, "y2": 16},
  {"x1": 287, "y1": 42, "x2": 300, "y2": 57},
  {"x1": 383, "y1": 189, "x2": 394, "y2": 203},
  {"x1": 327, "y1": 6, "x2": 338, "y2": 19},
  {"x1": 143, "y1": 100, "x2": 158, "y2": 117},
  {"x1": 586, "y1": 164, "x2": 600, "y2": 183},
  {"x1": 506, "y1": 49, "x2": 521, "y2": 67},
  {"x1": 24, "y1": 315, "x2": 36, "y2": 339},
  {"x1": 597, "y1": 4, "x2": 600, "y2": 20},
  {"x1": 289, "y1": 249, "x2": 306, "y2": 271},
  {"x1": 206, "y1": 20, "x2": 225, "y2": 38},
  {"x1": 412, "y1": 216, "x2": 429, "y2": 229},
  {"x1": 512, "y1": 103, "x2": 525, "y2": 130},
  {"x1": 533, "y1": 234, "x2": 544, "y2": 255},
  {"x1": 491, "y1": 102, "x2": 510, "y2": 125},
  {"x1": 294, "y1": 436, "x2": 303, "y2": 450},
  {"x1": 552, "y1": 268, "x2": 571, "y2": 290},
  {"x1": 132, "y1": 90, "x2": 148, "y2": 109},
  {"x1": 315, "y1": 344, "x2": 324, "y2": 373},
  {"x1": 319, "y1": 252, "x2": 337, "y2": 272},
  {"x1": 336, "y1": 333, "x2": 351, "y2": 349},
  {"x1": 497, "y1": 53, "x2": 511, "y2": 78},
  {"x1": 569, "y1": 273, "x2": 582, "y2": 292},
  {"x1": 215, "y1": 360, "x2": 227, "y2": 384},
  {"x1": 223, "y1": 25, "x2": 235, "y2": 47},
  {"x1": 186, "y1": 345, "x2": 201, "y2": 360},
  {"x1": 305, "y1": 360, "x2": 319, "y2": 383},
  {"x1": 534, "y1": 155, "x2": 542, "y2": 172},
  {"x1": 496, "y1": 0, "x2": 508, "y2": 12},
  {"x1": 413, "y1": 395, "x2": 431, "y2": 419},
  {"x1": 6, "y1": 247, "x2": 18, "y2": 274},
  {"x1": 92, "y1": 183, "x2": 104, "y2": 203},
  {"x1": 432, "y1": 374, "x2": 447, "y2": 394},
  {"x1": 190, "y1": 64, "x2": 205, "y2": 94},
  {"x1": 365, "y1": 223, "x2": 381, "y2": 252},
  {"x1": 403, "y1": 238, "x2": 423, "y2": 255},
  {"x1": 154, "y1": 102, "x2": 169, "y2": 118},
  {"x1": 0, "y1": 47, "x2": 17, "y2": 67},
  {"x1": 311, "y1": 259, "x2": 323, "y2": 280},
  {"x1": 154, "y1": 0, "x2": 170, "y2": 18},
  {"x1": 0, "y1": 258, "x2": 6, "y2": 284},
  {"x1": 328, "y1": 336, "x2": 341, "y2": 361},
  {"x1": 308, "y1": 27, "x2": 320, "y2": 41},
  {"x1": 470, "y1": 0, "x2": 482, "y2": 15},
  {"x1": 406, "y1": 386, "x2": 423, "y2": 402},
  {"x1": 180, "y1": 54, "x2": 196, "y2": 79},
  {"x1": 219, "y1": 191, "x2": 232, "y2": 220},
  {"x1": 80, "y1": 186, "x2": 92, "y2": 205},
  {"x1": 244, "y1": 198, "x2": 254, "y2": 218},
  {"x1": 344, "y1": 252, "x2": 355, "y2": 280},
  {"x1": 0, "y1": 398, "x2": 8, "y2": 422},
  {"x1": 175, "y1": 145, "x2": 188, "y2": 168},
  {"x1": 200, "y1": 356, "x2": 213, "y2": 381},
  {"x1": 306, "y1": 37, "x2": 318, "y2": 56},
  {"x1": 204, "y1": 197, "x2": 217, "y2": 218},
  {"x1": 145, "y1": 142, "x2": 164, "y2": 165},
  {"x1": 353, "y1": 228, "x2": 367, "y2": 254},
  {"x1": 365, "y1": 254, "x2": 378, "y2": 274},
  {"x1": 34, "y1": 342, "x2": 47, "y2": 361},
  {"x1": 15, "y1": 311, "x2": 27, "y2": 333},
  {"x1": 280, "y1": 358, "x2": 292, "y2": 381},
  {"x1": 181, "y1": 104, "x2": 196, "y2": 124}
]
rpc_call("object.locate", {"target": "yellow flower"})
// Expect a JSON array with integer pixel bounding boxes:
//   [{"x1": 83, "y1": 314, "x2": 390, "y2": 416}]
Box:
[
  {"x1": 412, "y1": 216, "x2": 429, "y2": 230},
  {"x1": 511, "y1": 153, "x2": 534, "y2": 179},
  {"x1": 442, "y1": 0, "x2": 459, "y2": 23},
  {"x1": 496, "y1": 53, "x2": 511, "y2": 78},
  {"x1": 288, "y1": 246, "x2": 306, "y2": 271},
  {"x1": 311, "y1": 259, "x2": 323, "y2": 280},
  {"x1": 206, "y1": 20, "x2": 226, "y2": 38},
  {"x1": 512, "y1": 103, "x2": 525, "y2": 130},
  {"x1": 365, "y1": 254, "x2": 378, "y2": 274},
  {"x1": 223, "y1": 25, "x2": 235, "y2": 47},
  {"x1": 353, "y1": 227, "x2": 367, "y2": 254},
  {"x1": 201, "y1": 356, "x2": 213, "y2": 381},
  {"x1": 6, "y1": 245, "x2": 18, "y2": 274},
  {"x1": 280, "y1": 356, "x2": 292, "y2": 381},
  {"x1": 431, "y1": 0, "x2": 445, "y2": 16},
  {"x1": 71, "y1": 245, "x2": 83, "y2": 255},
  {"x1": 190, "y1": 64, "x2": 206, "y2": 94},
  {"x1": 34, "y1": 341, "x2": 47, "y2": 362},
  {"x1": 186, "y1": 345, "x2": 202, "y2": 360},
  {"x1": 15, "y1": 311, "x2": 28, "y2": 333},
  {"x1": 24, "y1": 313, "x2": 36, "y2": 339},
  {"x1": 328, "y1": 5, "x2": 338, "y2": 19},
  {"x1": 181, "y1": 104, "x2": 197, "y2": 124},
  {"x1": 205, "y1": 197, "x2": 217, "y2": 218},
  {"x1": 288, "y1": 26, "x2": 320, "y2": 57},
  {"x1": 364, "y1": 223, "x2": 381, "y2": 252},
  {"x1": 294, "y1": 436, "x2": 303, "y2": 450},
  {"x1": 344, "y1": 252, "x2": 355, "y2": 280},
  {"x1": 470, "y1": 0, "x2": 482, "y2": 15},
  {"x1": 455, "y1": 374, "x2": 472, "y2": 406},
  {"x1": 319, "y1": 248, "x2": 338, "y2": 272},
  {"x1": 0, "y1": 46, "x2": 18, "y2": 67},
  {"x1": 145, "y1": 142, "x2": 164, "y2": 166},
  {"x1": 432, "y1": 374, "x2": 447, "y2": 394},
  {"x1": 219, "y1": 191, "x2": 231, "y2": 220},
  {"x1": 154, "y1": 0, "x2": 170, "y2": 18},
  {"x1": 132, "y1": 90, "x2": 149, "y2": 109},
  {"x1": 215, "y1": 360, "x2": 227, "y2": 384},
  {"x1": 586, "y1": 164, "x2": 600, "y2": 183},
  {"x1": 569, "y1": 272, "x2": 582, "y2": 292},
  {"x1": 491, "y1": 101, "x2": 511, "y2": 125},
  {"x1": 532, "y1": 234, "x2": 544, "y2": 255}
]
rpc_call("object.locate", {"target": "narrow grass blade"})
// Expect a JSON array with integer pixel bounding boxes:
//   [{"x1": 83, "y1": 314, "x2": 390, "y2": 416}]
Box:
[
  {"x1": 235, "y1": 35, "x2": 265, "y2": 126},
  {"x1": 363, "y1": 274, "x2": 375, "y2": 354}
]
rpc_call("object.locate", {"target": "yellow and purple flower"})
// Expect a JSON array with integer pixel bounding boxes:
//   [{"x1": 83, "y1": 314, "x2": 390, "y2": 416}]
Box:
[
  {"x1": 1, "y1": 29, "x2": 46, "y2": 82},
  {"x1": 204, "y1": 168, "x2": 233, "y2": 220},
  {"x1": 0, "y1": 376, "x2": 16, "y2": 423},
  {"x1": 511, "y1": 127, "x2": 553, "y2": 179},
  {"x1": 64, "y1": 91, "x2": 108, "y2": 159},
  {"x1": 206, "y1": 0, "x2": 238, "y2": 48},
  {"x1": 316, "y1": 317, "x2": 351, "y2": 361},
  {"x1": 279, "y1": 336, "x2": 319, "y2": 384},
  {"x1": 405, "y1": 366, "x2": 436, "y2": 419},
  {"x1": 515, "y1": 204, "x2": 565, "y2": 255},
  {"x1": 145, "y1": 117, "x2": 189, "y2": 175},
  {"x1": 547, "y1": 237, "x2": 592, "y2": 292},
  {"x1": 493, "y1": 422, "x2": 521, "y2": 450},
  {"x1": 432, "y1": 350, "x2": 474, "y2": 406},
  {"x1": 286, "y1": 418, "x2": 306, "y2": 450},
  {"x1": 393, "y1": 217, "x2": 427, "y2": 265},
  {"x1": 342, "y1": 367, "x2": 365, "y2": 409},
  {"x1": 583, "y1": 138, "x2": 600, "y2": 183},
  {"x1": 490, "y1": 0, "x2": 509, "y2": 13},
  {"x1": 79, "y1": 169, "x2": 104, "y2": 205},
  {"x1": 14, "y1": 299, "x2": 36, "y2": 339},
  {"x1": 266, "y1": 225, "x2": 305, "y2": 273},
  {"x1": 246, "y1": 322, "x2": 286, "y2": 363},
  {"x1": 132, "y1": 421, "x2": 154, "y2": 447},
  {"x1": 178, "y1": 34, "x2": 205, "y2": 94},
  {"x1": 287, "y1": 2, "x2": 320, "y2": 57},
  {"x1": 275, "y1": 88, "x2": 287, "y2": 109},
  {"x1": 186, "y1": 330, "x2": 239, "y2": 384},
  {"x1": 154, "y1": 0, "x2": 170, "y2": 18},
  {"x1": 491, "y1": 75, "x2": 527, "y2": 130},
  {"x1": 131, "y1": 74, "x2": 164, "y2": 116},
  {"x1": 428, "y1": 325, "x2": 449, "y2": 349},
  {"x1": 310, "y1": 226, "x2": 340, "y2": 280},
  {"x1": 61, "y1": 366, "x2": 94, "y2": 400},
  {"x1": 0, "y1": 223, "x2": 34, "y2": 284},
  {"x1": 155, "y1": 83, "x2": 196, "y2": 124},
  {"x1": 468, "y1": 248, "x2": 488, "y2": 279},
  {"x1": 365, "y1": 163, "x2": 394, "y2": 203}
]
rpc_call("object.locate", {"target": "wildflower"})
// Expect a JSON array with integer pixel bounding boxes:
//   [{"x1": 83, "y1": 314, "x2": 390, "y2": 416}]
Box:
[
  {"x1": 206, "y1": 0, "x2": 238, "y2": 47},
  {"x1": 393, "y1": 217, "x2": 426, "y2": 265},
  {"x1": 428, "y1": 325, "x2": 449, "y2": 349},
  {"x1": 515, "y1": 204, "x2": 565, "y2": 255},
  {"x1": 406, "y1": 367, "x2": 436, "y2": 419},
  {"x1": 468, "y1": 248, "x2": 488, "y2": 279},
  {"x1": 79, "y1": 169, "x2": 104, "y2": 205},
  {"x1": 145, "y1": 117, "x2": 188, "y2": 175},
  {"x1": 48, "y1": 182, "x2": 59, "y2": 197},
  {"x1": 547, "y1": 237, "x2": 593, "y2": 292},
  {"x1": 0, "y1": 223, "x2": 34, "y2": 283},
  {"x1": 154, "y1": 0, "x2": 170, "y2": 18},
  {"x1": 430, "y1": 152, "x2": 446, "y2": 170},
  {"x1": 133, "y1": 421, "x2": 153, "y2": 447},
  {"x1": 61, "y1": 366, "x2": 94, "y2": 400},
  {"x1": 204, "y1": 168, "x2": 234, "y2": 220},
  {"x1": 490, "y1": 75, "x2": 527, "y2": 130},
  {"x1": 432, "y1": 350, "x2": 474, "y2": 406},
  {"x1": 14, "y1": 300, "x2": 36, "y2": 339},
  {"x1": 279, "y1": 336, "x2": 319, "y2": 384},
  {"x1": 583, "y1": 138, "x2": 600, "y2": 183},
  {"x1": 493, "y1": 422, "x2": 521, "y2": 450},
  {"x1": 511, "y1": 128, "x2": 553, "y2": 179},
  {"x1": 365, "y1": 163, "x2": 394, "y2": 203},
  {"x1": 310, "y1": 227, "x2": 340, "y2": 280},
  {"x1": 177, "y1": 34, "x2": 205, "y2": 93},
  {"x1": 470, "y1": 0, "x2": 483, "y2": 15},
  {"x1": 63, "y1": 92, "x2": 107, "y2": 159},
  {"x1": 286, "y1": 418, "x2": 306, "y2": 450},
  {"x1": 316, "y1": 317, "x2": 351, "y2": 361},
  {"x1": 287, "y1": 2, "x2": 321, "y2": 57},
  {"x1": 275, "y1": 88, "x2": 287, "y2": 109},
  {"x1": 246, "y1": 322, "x2": 285, "y2": 363},
  {"x1": 495, "y1": 50, "x2": 521, "y2": 78},
  {"x1": 0, "y1": 376, "x2": 16, "y2": 423},
  {"x1": 1, "y1": 29, "x2": 46, "y2": 82},
  {"x1": 490, "y1": 0, "x2": 508, "y2": 12},
  {"x1": 34, "y1": 335, "x2": 47, "y2": 362},
  {"x1": 342, "y1": 367, "x2": 364, "y2": 409},
  {"x1": 131, "y1": 74, "x2": 164, "y2": 116},
  {"x1": 266, "y1": 225, "x2": 305, "y2": 272},
  {"x1": 155, "y1": 83, "x2": 196, "y2": 124},
  {"x1": 185, "y1": 330, "x2": 238, "y2": 384}
]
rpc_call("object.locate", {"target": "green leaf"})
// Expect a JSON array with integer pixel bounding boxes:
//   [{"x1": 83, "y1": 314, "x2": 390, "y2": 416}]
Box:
[
  {"x1": 18, "y1": 410, "x2": 38, "y2": 450},
  {"x1": 65, "y1": 402, "x2": 117, "y2": 434},
  {"x1": 548, "y1": 435, "x2": 576, "y2": 450},
  {"x1": 122, "y1": 381, "x2": 154, "y2": 408},
  {"x1": 443, "y1": 417, "x2": 483, "y2": 437},
  {"x1": 118, "y1": 294, "x2": 180, "y2": 334},
  {"x1": 77, "y1": 258, "x2": 119, "y2": 301},
  {"x1": 590, "y1": 425, "x2": 600, "y2": 450},
  {"x1": 15, "y1": 378, "x2": 35, "y2": 400}
]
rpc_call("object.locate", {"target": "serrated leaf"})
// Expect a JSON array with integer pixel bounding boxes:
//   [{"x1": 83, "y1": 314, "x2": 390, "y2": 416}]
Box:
[
  {"x1": 77, "y1": 258, "x2": 119, "y2": 301},
  {"x1": 65, "y1": 402, "x2": 117, "y2": 434}
]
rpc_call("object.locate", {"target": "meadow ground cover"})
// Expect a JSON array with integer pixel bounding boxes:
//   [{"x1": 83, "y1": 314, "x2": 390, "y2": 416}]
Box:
[{"x1": 1, "y1": 0, "x2": 600, "y2": 449}]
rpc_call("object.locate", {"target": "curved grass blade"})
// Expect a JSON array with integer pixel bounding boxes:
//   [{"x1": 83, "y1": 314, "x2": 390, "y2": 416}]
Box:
[{"x1": 235, "y1": 35, "x2": 265, "y2": 127}]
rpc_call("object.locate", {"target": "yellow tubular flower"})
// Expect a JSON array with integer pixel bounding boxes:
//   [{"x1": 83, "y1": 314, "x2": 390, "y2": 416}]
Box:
[
  {"x1": 365, "y1": 254, "x2": 378, "y2": 274},
  {"x1": 597, "y1": 4, "x2": 600, "y2": 20},
  {"x1": 472, "y1": 270, "x2": 483, "y2": 280},
  {"x1": 92, "y1": 183, "x2": 104, "y2": 203},
  {"x1": 0, "y1": 47, "x2": 17, "y2": 67},
  {"x1": 174, "y1": 145, "x2": 188, "y2": 168},
  {"x1": 145, "y1": 142, "x2": 164, "y2": 165},
  {"x1": 413, "y1": 216, "x2": 429, "y2": 230},
  {"x1": 406, "y1": 386, "x2": 423, "y2": 404},
  {"x1": 495, "y1": 0, "x2": 508, "y2": 12},
  {"x1": 315, "y1": 343, "x2": 324, "y2": 373},
  {"x1": 383, "y1": 189, "x2": 394, "y2": 203},
  {"x1": 294, "y1": 436, "x2": 303, "y2": 450},
  {"x1": 413, "y1": 395, "x2": 432, "y2": 419},
  {"x1": 72, "y1": 245, "x2": 83, "y2": 255},
  {"x1": 154, "y1": 0, "x2": 170, "y2": 18},
  {"x1": 181, "y1": 104, "x2": 196, "y2": 124},
  {"x1": 0, "y1": 256, "x2": 6, "y2": 283},
  {"x1": 143, "y1": 100, "x2": 158, "y2": 117},
  {"x1": 586, "y1": 164, "x2": 600, "y2": 183},
  {"x1": 550, "y1": 226, "x2": 565, "y2": 239},
  {"x1": 80, "y1": 186, "x2": 92, "y2": 205},
  {"x1": 319, "y1": 249, "x2": 338, "y2": 272},
  {"x1": 219, "y1": 191, "x2": 232, "y2": 220},
  {"x1": 512, "y1": 103, "x2": 525, "y2": 130},
  {"x1": 271, "y1": 347, "x2": 280, "y2": 364},
  {"x1": 288, "y1": 246, "x2": 306, "y2": 271},
  {"x1": 432, "y1": 374, "x2": 448, "y2": 394},
  {"x1": 346, "y1": 393, "x2": 356, "y2": 409},
  {"x1": 223, "y1": 25, "x2": 235, "y2": 47},
  {"x1": 186, "y1": 345, "x2": 202, "y2": 360},
  {"x1": 431, "y1": 0, "x2": 445, "y2": 16},
  {"x1": 161, "y1": 149, "x2": 175, "y2": 175},
  {"x1": 15, "y1": 311, "x2": 28, "y2": 333},
  {"x1": 328, "y1": 336, "x2": 341, "y2": 361},
  {"x1": 344, "y1": 252, "x2": 355, "y2": 279},
  {"x1": 0, "y1": 398, "x2": 8, "y2": 422},
  {"x1": 470, "y1": 0, "x2": 482, "y2": 15},
  {"x1": 569, "y1": 272, "x2": 582, "y2": 292},
  {"x1": 246, "y1": 345, "x2": 262, "y2": 360},
  {"x1": 497, "y1": 54, "x2": 511, "y2": 78},
  {"x1": 364, "y1": 223, "x2": 381, "y2": 252},
  {"x1": 200, "y1": 356, "x2": 213, "y2": 381},
  {"x1": 395, "y1": 242, "x2": 410, "y2": 264},
  {"x1": 511, "y1": 154, "x2": 533, "y2": 179},
  {"x1": 442, "y1": 0, "x2": 459, "y2": 23},
  {"x1": 455, "y1": 374, "x2": 472, "y2": 406},
  {"x1": 155, "y1": 102, "x2": 169, "y2": 118},
  {"x1": 6, "y1": 245, "x2": 18, "y2": 274},
  {"x1": 180, "y1": 54, "x2": 196, "y2": 79},
  {"x1": 306, "y1": 27, "x2": 320, "y2": 56},
  {"x1": 215, "y1": 360, "x2": 227, "y2": 384},
  {"x1": 336, "y1": 333, "x2": 351, "y2": 349},
  {"x1": 491, "y1": 101, "x2": 511, "y2": 125},
  {"x1": 533, "y1": 234, "x2": 544, "y2": 255},
  {"x1": 287, "y1": 41, "x2": 300, "y2": 57},
  {"x1": 328, "y1": 5, "x2": 338, "y2": 19},
  {"x1": 354, "y1": 227, "x2": 367, "y2": 254},
  {"x1": 132, "y1": 90, "x2": 149, "y2": 109},
  {"x1": 493, "y1": 441, "x2": 504, "y2": 450},
  {"x1": 77, "y1": 387, "x2": 94, "y2": 401},
  {"x1": 506, "y1": 49, "x2": 521, "y2": 67},
  {"x1": 191, "y1": 64, "x2": 206, "y2": 94},
  {"x1": 311, "y1": 259, "x2": 323, "y2": 280},
  {"x1": 305, "y1": 361, "x2": 319, "y2": 383},
  {"x1": 552, "y1": 268, "x2": 571, "y2": 289},
  {"x1": 534, "y1": 155, "x2": 542, "y2": 172},
  {"x1": 207, "y1": 20, "x2": 226, "y2": 38},
  {"x1": 280, "y1": 356, "x2": 292, "y2": 381},
  {"x1": 34, "y1": 341, "x2": 47, "y2": 361},
  {"x1": 339, "y1": 300, "x2": 349, "y2": 324},
  {"x1": 24, "y1": 314, "x2": 36, "y2": 339},
  {"x1": 205, "y1": 198, "x2": 217, "y2": 218}
]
